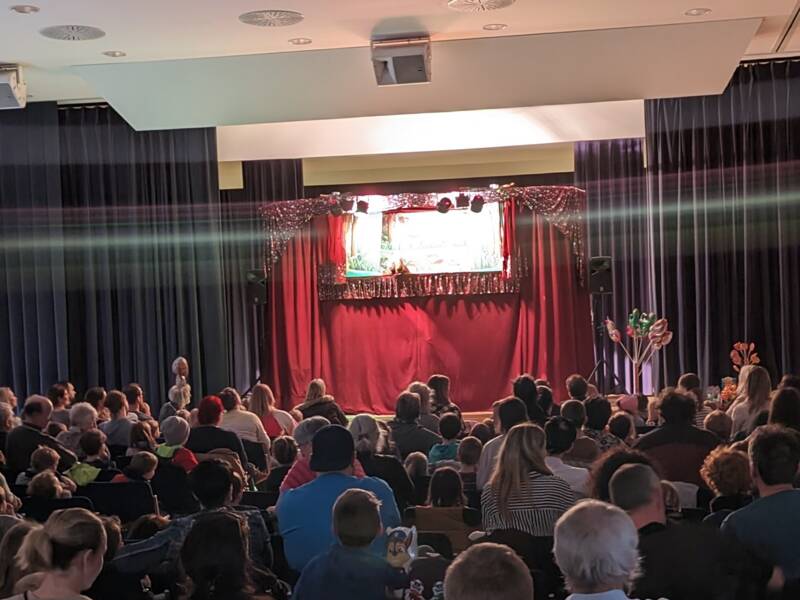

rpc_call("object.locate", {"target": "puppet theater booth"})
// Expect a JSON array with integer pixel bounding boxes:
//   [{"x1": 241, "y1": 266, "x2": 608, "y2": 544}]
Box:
[{"x1": 262, "y1": 185, "x2": 594, "y2": 415}]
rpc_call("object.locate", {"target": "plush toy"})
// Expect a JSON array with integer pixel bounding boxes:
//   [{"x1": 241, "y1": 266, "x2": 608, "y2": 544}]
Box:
[{"x1": 386, "y1": 526, "x2": 417, "y2": 569}]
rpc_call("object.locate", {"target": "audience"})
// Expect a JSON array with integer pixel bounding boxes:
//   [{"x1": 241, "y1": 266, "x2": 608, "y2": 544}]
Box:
[
  {"x1": 123, "y1": 382, "x2": 152, "y2": 421},
  {"x1": 296, "y1": 379, "x2": 348, "y2": 425},
  {"x1": 583, "y1": 396, "x2": 622, "y2": 452},
  {"x1": 634, "y1": 388, "x2": 719, "y2": 486},
  {"x1": 512, "y1": 373, "x2": 547, "y2": 425},
  {"x1": 607, "y1": 412, "x2": 635, "y2": 445},
  {"x1": 427, "y1": 374, "x2": 461, "y2": 419},
  {"x1": 67, "y1": 430, "x2": 121, "y2": 485},
  {"x1": 678, "y1": 372, "x2": 711, "y2": 428},
  {"x1": 588, "y1": 447, "x2": 658, "y2": 502},
  {"x1": 553, "y1": 500, "x2": 639, "y2": 600},
  {"x1": 83, "y1": 386, "x2": 109, "y2": 422},
  {"x1": 277, "y1": 424, "x2": 401, "y2": 571},
  {"x1": 537, "y1": 384, "x2": 559, "y2": 418},
  {"x1": 388, "y1": 392, "x2": 442, "y2": 459},
  {"x1": 704, "y1": 409, "x2": 733, "y2": 442},
  {"x1": 0, "y1": 387, "x2": 18, "y2": 414},
  {"x1": 482, "y1": 422, "x2": 575, "y2": 537},
  {"x1": 127, "y1": 514, "x2": 170, "y2": 542},
  {"x1": 5, "y1": 395, "x2": 77, "y2": 475},
  {"x1": 112, "y1": 451, "x2": 158, "y2": 483},
  {"x1": 127, "y1": 420, "x2": 156, "y2": 456},
  {"x1": 220, "y1": 387, "x2": 271, "y2": 452},
  {"x1": 468, "y1": 421, "x2": 493, "y2": 446},
  {"x1": 476, "y1": 396, "x2": 528, "y2": 489},
  {"x1": 156, "y1": 415, "x2": 198, "y2": 472},
  {"x1": 428, "y1": 413, "x2": 461, "y2": 466},
  {"x1": 98, "y1": 389, "x2": 134, "y2": 447},
  {"x1": 728, "y1": 365, "x2": 771, "y2": 437},
  {"x1": 456, "y1": 435, "x2": 482, "y2": 494},
  {"x1": 348, "y1": 414, "x2": 414, "y2": 512},
  {"x1": 768, "y1": 386, "x2": 800, "y2": 432},
  {"x1": 416, "y1": 466, "x2": 479, "y2": 553},
  {"x1": 617, "y1": 394, "x2": 646, "y2": 427},
  {"x1": 700, "y1": 446, "x2": 753, "y2": 528},
  {"x1": 249, "y1": 383, "x2": 297, "y2": 438},
  {"x1": 46, "y1": 383, "x2": 72, "y2": 427},
  {"x1": 15, "y1": 446, "x2": 77, "y2": 494},
  {"x1": 56, "y1": 402, "x2": 98, "y2": 458},
  {"x1": 544, "y1": 416, "x2": 590, "y2": 496},
  {"x1": 0, "y1": 405, "x2": 15, "y2": 455},
  {"x1": 778, "y1": 373, "x2": 800, "y2": 392},
  {"x1": 559, "y1": 399, "x2": 600, "y2": 466},
  {"x1": 0, "y1": 521, "x2": 36, "y2": 597},
  {"x1": 27, "y1": 471, "x2": 71, "y2": 500},
  {"x1": 408, "y1": 381, "x2": 440, "y2": 433},
  {"x1": 293, "y1": 489, "x2": 408, "y2": 599},
  {"x1": 263, "y1": 435, "x2": 298, "y2": 492},
  {"x1": 186, "y1": 395, "x2": 248, "y2": 469},
  {"x1": 565, "y1": 373, "x2": 589, "y2": 402},
  {"x1": 404, "y1": 451, "x2": 428, "y2": 479},
  {"x1": 444, "y1": 542, "x2": 533, "y2": 600},
  {"x1": 159, "y1": 381, "x2": 191, "y2": 423}
]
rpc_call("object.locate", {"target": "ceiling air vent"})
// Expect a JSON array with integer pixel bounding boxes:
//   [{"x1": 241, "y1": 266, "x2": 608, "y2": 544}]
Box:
[
  {"x1": 239, "y1": 10, "x2": 304, "y2": 27},
  {"x1": 447, "y1": 0, "x2": 516, "y2": 12},
  {"x1": 40, "y1": 25, "x2": 106, "y2": 41}
]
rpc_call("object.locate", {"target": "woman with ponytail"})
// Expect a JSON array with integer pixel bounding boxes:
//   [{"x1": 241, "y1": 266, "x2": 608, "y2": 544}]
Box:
[
  {"x1": 347, "y1": 414, "x2": 414, "y2": 511},
  {"x1": 4, "y1": 508, "x2": 106, "y2": 600}
]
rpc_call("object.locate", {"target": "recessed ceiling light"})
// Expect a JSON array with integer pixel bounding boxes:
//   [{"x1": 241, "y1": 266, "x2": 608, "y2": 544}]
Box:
[
  {"x1": 9, "y1": 4, "x2": 39, "y2": 14},
  {"x1": 288, "y1": 37, "x2": 312, "y2": 45},
  {"x1": 102, "y1": 50, "x2": 126, "y2": 58},
  {"x1": 239, "y1": 9, "x2": 304, "y2": 27},
  {"x1": 483, "y1": 23, "x2": 508, "y2": 31},
  {"x1": 448, "y1": 0, "x2": 515, "y2": 12},
  {"x1": 40, "y1": 25, "x2": 105, "y2": 41},
  {"x1": 684, "y1": 7, "x2": 711, "y2": 16}
]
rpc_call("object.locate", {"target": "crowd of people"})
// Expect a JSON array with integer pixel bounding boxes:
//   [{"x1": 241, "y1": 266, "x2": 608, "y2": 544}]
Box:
[{"x1": 0, "y1": 360, "x2": 797, "y2": 599}]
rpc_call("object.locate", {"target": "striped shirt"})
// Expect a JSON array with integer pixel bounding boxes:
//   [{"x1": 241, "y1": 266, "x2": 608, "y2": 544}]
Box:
[{"x1": 481, "y1": 471, "x2": 576, "y2": 537}]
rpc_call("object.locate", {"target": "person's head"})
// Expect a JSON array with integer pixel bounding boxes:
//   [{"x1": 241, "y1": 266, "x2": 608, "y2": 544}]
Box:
[
  {"x1": 197, "y1": 395, "x2": 224, "y2": 426},
  {"x1": 309, "y1": 424, "x2": 356, "y2": 474},
  {"x1": 83, "y1": 387, "x2": 107, "y2": 411},
  {"x1": 677, "y1": 372, "x2": 702, "y2": 408},
  {"x1": 248, "y1": 383, "x2": 276, "y2": 418},
  {"x1": 545, "y1": 416, "x2": 578, "y2": 456},
  {"x1": 404, "y1": 452, "x2": 428, "y2": 479},
  {"x1": 30, "y1": 446, "x2": 60, "y2": 473},
  {"x1": 271, "y1": 435, "x2": 299, "y2": 466},
  {"x1": 46, "y1": 422, "x2": 67, "y2": 438},
  {"x1": 589, "y1": 447, "x2": 658, "y2": 501},
  {"x1": 0, "y1": 387, "x2": 18, "y2": 410},
  {"x1": 0, "y1": 486, "x2": 13, "y2": 516},
  {"x1": 537, "y1": 385, "x2": 554, "y2": 415},
  {"x1": 127, "y1": 514, "x2": 170, "y2": 541},
  {"x1": 230, "y1": 470, "x2": 245, "y2": 506},
  {"x1": 498, "y1": 396, "x2": 528, "y2": 433},
  {"x1": 700, "y1": 446, "x2": 751, "y2": 497},
  {"x1": 444, "y1": 542, "x2": 533, "y2": 600},
  {"x1": 608, "y1": 412, "x2": 634, "y2": 443},
  {"x1": 80, "y1": 429, "x2": 108, "y2": 460},
  {"x1": 560, "y1": 399, "x2": 587, "y2": 429},
  {"x1": 168, "y1": 383, "x2": 191, "y2": 410},
  {"x1": 779, "y1": 373, "x2": 800, "y2": 392},
  {"x1": 305, "y1": 378, "x2": 326, "y2": 404},
  {"x1": 438, "y1": 413, "x2": 461, "y2": 441},
  {"x1": 128, "y1": 451, "x2": 158, "y2": 481},
  {"x1": 69, "y1": 402, "x2": 98, "y2": 432},
  {"x1": 21, "y1": 395, "x2": 53, "y2": 429},
  {"x1": 554, "y1": 500, "x2": 639, "y2": 594},
  {"x1": 27, "y1": 471, "x2": 66, "y2": 499},
  {"x1": 408, "y1": 382, "x2": 432, "y2": 414},
  {"x1": 122, "y1": 383, "x2": 144, "y2": 411},
  {"x1": 457, "y1": 436, "x2": 483, "y2": 468},
  {"x1": 180, "y1": 511, "x2": 253, "y2": 600},
  {"x1": 427, "y1": 374, "x2": 451, "y2": 408},
  {"x1": 0, "y1": 404, "x2": 14, "y2": 433},
  {"x1": 0, "y1": 521, "x2": 35, "y2": 594},
  {"x1": 129, "y1": 421, "x2": 156, "y2": 450},
  {"x1": 468, "y1": 422, "x2": 492, "y2": 445},
  {"x1": 292, "y1": 415, "x2": 330, "y2": 457},
  {"x1": 189, "y1": 459, "x2": 234, "y2": 509},
  {"x1": 46, "y1": 383, "x2": 70, "y2": 410},
  {"x1": 348, "y1": 414, "x2": 382, "y2": 454},
  {"x1": 609, "y1": 463, "x2": 665, "y2": 528},
  {"x1": 172, "y1": 356, "x2": 189, "y2": 379},
  {"x1": 104, "y1": 390, "x2": 128, "y2": 419},
  {"x1": 512, "y1": 374, "x2": 542, "y2": 423},
  {"x1": 749, "y1": 424, "x2": 800, "y2": 489},
  {"x1": 566, "y1": 374, "x2": 588, "y2": 401},
  {"x1": 428, "y1": 466, "x2": 465, "y2": 507},
  {"x1": 745, "y1": 366, "x2": 772, "y2": 414},
  {"x1": 769, "y1": 387, "x2": 800, "y2": 432},
  {"x1": 99, "y1": 516, "x2": 123, "y2": 563},
  {"x1": 395, "y1": 391, "x2": 421, "y2": 423},
  {"x1": 704, "y1": 410, "x2": 733, "y2": 441},
  {"x1": 218, "y1": 387, "x2": 241, "y2": 412},
  {"x1": 658, "y1": 388, "x2": 695, "y2": 425},
  {"x1": 333, "y1": 489, "x2": 382, "y2": 548},
  {"x1": 489, "y1": 423, "x2": 550, "y2": 512},
  {"x1": 584, "y1": 396, "x2": 612, "y2": 430}
]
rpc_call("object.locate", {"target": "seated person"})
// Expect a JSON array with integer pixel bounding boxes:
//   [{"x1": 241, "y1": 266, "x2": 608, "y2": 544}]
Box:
[
  {"x1": 456, "y1": 436, "x2": 482, "y2": 495},
  {"x1": 544, "y1": 416, "x2": 590, "y2": 496},
  {"x1": 112, "y1": 451, "x2": 158, "y2": 483},
  {"x1": 389, "y1": 392, "x2": 442, "y2": 460},
  {"x1": 127, "y1": 421, "x2": 156, "y2": 456},
  {"x1": 558, "y1": 400, "x2": 600, "y2": 467},
  {"x1": 404, "y1": 452, "x2": 430, "y2": 506},
  {"x1": 219, "y1": 387, "x2": 270, "y2": 449},
  {"x1": 27, "y1": 471, "x2": 71, "y2": 499},
  {"x1": 15, "y1": 446, "x2": 78, "y2": 495},
  {"x1": 700, "y1": 446, "x2": 753, "y2": 528},
  {"x1": 293, "y1": 489, "x2": 408, "y2": 599},
  {"x1": 6, "y1": 395, "x2": 77, "y2": 476},
  {"x1": 45, "y1": 422, "x2": 67, "y2": 439},
  {"x1": 277, "y1": 425, "x2": 401, "y2": 572},
  {"x1": 476, "y1": 397, "x2": 528, "y2": 490},
  {"x1": 185, "y1": 396, "x2": 248, "y2": 470},
  {"x1": 444, "y1": 543, "x2": 533, "y2": 600},
  {"x1": 127, "y1": 514, "x2": 170, "y2": 542},
  {"x1": 65, "y1": 430, "x2": 121, "y2": 486},
  {"x1": 583, "y1": 396, "x2": 623, "y2": 452},
  {"x1": 98, "y1": 390, "x2": 134, "y2": 447},
  {"x1": 428, "y1": 414, "x2": 461, "y2": 467},
  {"x1": 56, "y1": 402, "x2": 98, "y2": 460},
  {"x1": 262, "y1": 435, "x2": 298, "y2": 493},
  {"x1": 704, "y1": 410, "x2": 733, "y2": 443},
  {"x1": 608, "y1": 412, "x2": 636, "y2": 445},
  {"x1": 156, "y1": 416, "x2": 198, "y2": 472}
]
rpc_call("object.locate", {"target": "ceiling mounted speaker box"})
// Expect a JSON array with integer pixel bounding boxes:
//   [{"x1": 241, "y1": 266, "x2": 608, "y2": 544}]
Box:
[
  {"x1": 371, "y1": 37, "x2": 431, "y2": 86},
  {"x1": 589, "y1": 256, "x2": 613, "y2": 295},
  {"x1": 0, "y1": 66, "x2": 26, "y2": 110}
]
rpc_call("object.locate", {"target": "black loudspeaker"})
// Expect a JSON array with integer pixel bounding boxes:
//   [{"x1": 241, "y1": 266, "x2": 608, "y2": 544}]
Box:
[
  {"x1": 245, "y1": 269, "x2": 268, "y2": 305},
  {"x1": 589, "y1": 256, "x2": 612, "y2": 295}
]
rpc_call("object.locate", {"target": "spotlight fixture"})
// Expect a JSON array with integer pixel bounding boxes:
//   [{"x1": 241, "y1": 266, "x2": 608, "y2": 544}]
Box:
[
  {"x1": 456, "y1": 193, "x2": 470, "y2": 209},
  {"x1": 483, "y1": 23, "x2": 508, "y2": 31},
  {"x1": 684, "y1": 7, "x2": 711, "y2": 16},
  {"x1": 470, "y1": 195, "x2": 485, "y2": 213},
  {"x1": 239, "y1": 10, "x2": 304, "y2": 27},
  {"x1": 289, "y1": 37, "x2": 312, "y2": 45},
  {"x1": 102, "y1": 50, "x2": 126, "y2": 58},
  {"x1": 10, "y1": 5, "x2": 39, "y2": 14},
  {"x1": 436, "y1": 197, "x2": 453, "y2": 214},
  {"x1": 356, "y1": 199, "x2": 369, "y2": 214}
]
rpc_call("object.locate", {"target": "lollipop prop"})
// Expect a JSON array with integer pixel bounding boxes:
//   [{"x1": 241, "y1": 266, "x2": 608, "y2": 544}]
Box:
[{"x1": 605, "y1": 309, "x2": 673, "y2": 395}]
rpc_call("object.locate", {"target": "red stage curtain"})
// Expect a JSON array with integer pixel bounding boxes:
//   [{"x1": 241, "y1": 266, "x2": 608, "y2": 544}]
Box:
[{"x1": 266, "y1": 204, "x2": 593, "y2": 414}]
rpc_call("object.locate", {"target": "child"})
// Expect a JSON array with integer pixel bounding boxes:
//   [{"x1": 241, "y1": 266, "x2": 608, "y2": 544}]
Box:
[
  {"x1": 263, "y1": 436, "x2": 298, "y2": 493},
  {"x1": 112, "y1": 451, "x2": 158, "y2": 483},
  {"x1": 127, "y1": 421, "x2": 156, "y2": 456},
  {"x1": 456, "y1": 436, "x2": 483, "y2": 494},
  {"x1": 293, "y1": 489, "x2": 409, "y2": 599},
  {"x1": 155, "y1": 416, "x2": 198, "y2": 472},
  {"x1": 416, "y1": 467, "x2": 479, "y2": 554},
  {"x1": 15, "y1": 446, "x2": 78, "y2": 494},
  {"x1": 27, "y1": 471, "x2": 70, "y2": 499},
  {"x1": 427, "y1": 414, "x2": 461, "y2": 466},
  {"x1": 66, "y1": 430, "x2": 121, "y2": 486}
]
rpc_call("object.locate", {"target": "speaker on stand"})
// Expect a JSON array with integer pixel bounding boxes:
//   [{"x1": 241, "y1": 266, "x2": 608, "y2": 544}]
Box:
[
  {"x1": 587, "y1": 257, "x2": 618, "y2": 395},
  {"x1": 244, "y1": 269, "x2": 268, "y2": 397}
]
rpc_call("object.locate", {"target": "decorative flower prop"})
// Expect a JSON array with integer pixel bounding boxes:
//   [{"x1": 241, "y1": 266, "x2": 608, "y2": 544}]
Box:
[
  {"x1": 606, "y1": 309, "x2": 673, "y2": 394},
  {"x1": 730, "y1": 341, "x2": 760, "y2": 373}
]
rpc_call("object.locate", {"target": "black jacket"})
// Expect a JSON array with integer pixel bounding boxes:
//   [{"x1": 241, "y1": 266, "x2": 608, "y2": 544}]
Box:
[{"x1": 5, "y1": 423, "x2": 77, "y2": 475}]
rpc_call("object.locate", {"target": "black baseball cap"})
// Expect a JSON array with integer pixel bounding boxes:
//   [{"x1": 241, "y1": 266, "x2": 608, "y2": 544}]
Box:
[{"x1": 309, "y1": 424, "x2": 355, "y2": 473}]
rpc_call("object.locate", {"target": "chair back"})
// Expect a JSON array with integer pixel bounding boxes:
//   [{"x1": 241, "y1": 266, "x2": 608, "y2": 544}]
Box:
[
  {"x1": 150, "y1": 459, "x2": 200, "y2": 515},
  {"x1": 417, "y1": 531, "x2": 453, "y2": 559},
  {"x1": 482, "y1": 529, "x2": 564, "y2": 599},
  {"x1": 78, "y1": 481, "x2": 156, "y2": 523},
  {"x1": 242, "y1": 439, "x2": 268, "y2": 471},
  {"x1": 108, "y1": 444, "x2": 129, "y2": 460},
  {"x1": 412, "y1": 506, "x2": 481, "y2": 554},
  {"x1": 241, "y1": 490, "x2": 278, "y2": 509},
  {"x1": 21, "y1": 496, "x2": 94, "y2": 522}
]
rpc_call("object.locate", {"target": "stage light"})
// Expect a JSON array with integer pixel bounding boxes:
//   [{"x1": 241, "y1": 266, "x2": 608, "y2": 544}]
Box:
[
  {"x1": 456, "y1": 193, "x2": 470, "y2": 208},
  {"x1": 470, "y1": 194, "x2": 484, "y2": 213},
  {"x1": 356, "y1": 200, "x2": 369, "y2": 213},
  {"x1": 436, "y1": 197, "x2": 453, "y2": 213}
]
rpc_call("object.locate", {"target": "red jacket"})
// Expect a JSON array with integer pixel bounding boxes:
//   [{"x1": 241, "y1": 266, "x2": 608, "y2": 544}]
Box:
[{"x1": 280, "y1": 456, "x2": 366, "y2": 492}]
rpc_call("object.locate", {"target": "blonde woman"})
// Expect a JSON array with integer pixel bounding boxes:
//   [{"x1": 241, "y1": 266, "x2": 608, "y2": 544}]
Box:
[
  {"x1": 729, "y1": 365, "x2": 771, "y2": 437},
  {"x1": 295, "y1": 379, "x2": 347, "y2": 426},
  {"x1": 6, "y1": 508, "x2": 106, "y2": 600},
  {"x1": 249, "y1": 383, "x2": 297, "y2": 439},
  {"x1": 481, "y1": 423, "x2": 575, "y2": 537},
  {"x1": 408, "y1": 381, "x2": 440, "y2": 433}
]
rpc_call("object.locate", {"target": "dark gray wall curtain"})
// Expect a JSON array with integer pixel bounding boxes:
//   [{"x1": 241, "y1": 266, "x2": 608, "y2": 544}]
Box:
[
  {"x1": 219, "y1": 160, "x2": 304, "y2": 393},
  {"x1": 645, "y1": 59, "x2": 800, "y2": 388},
  {"x1": 0, "y1": 103, "x2": 69, "y2": 395}
]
